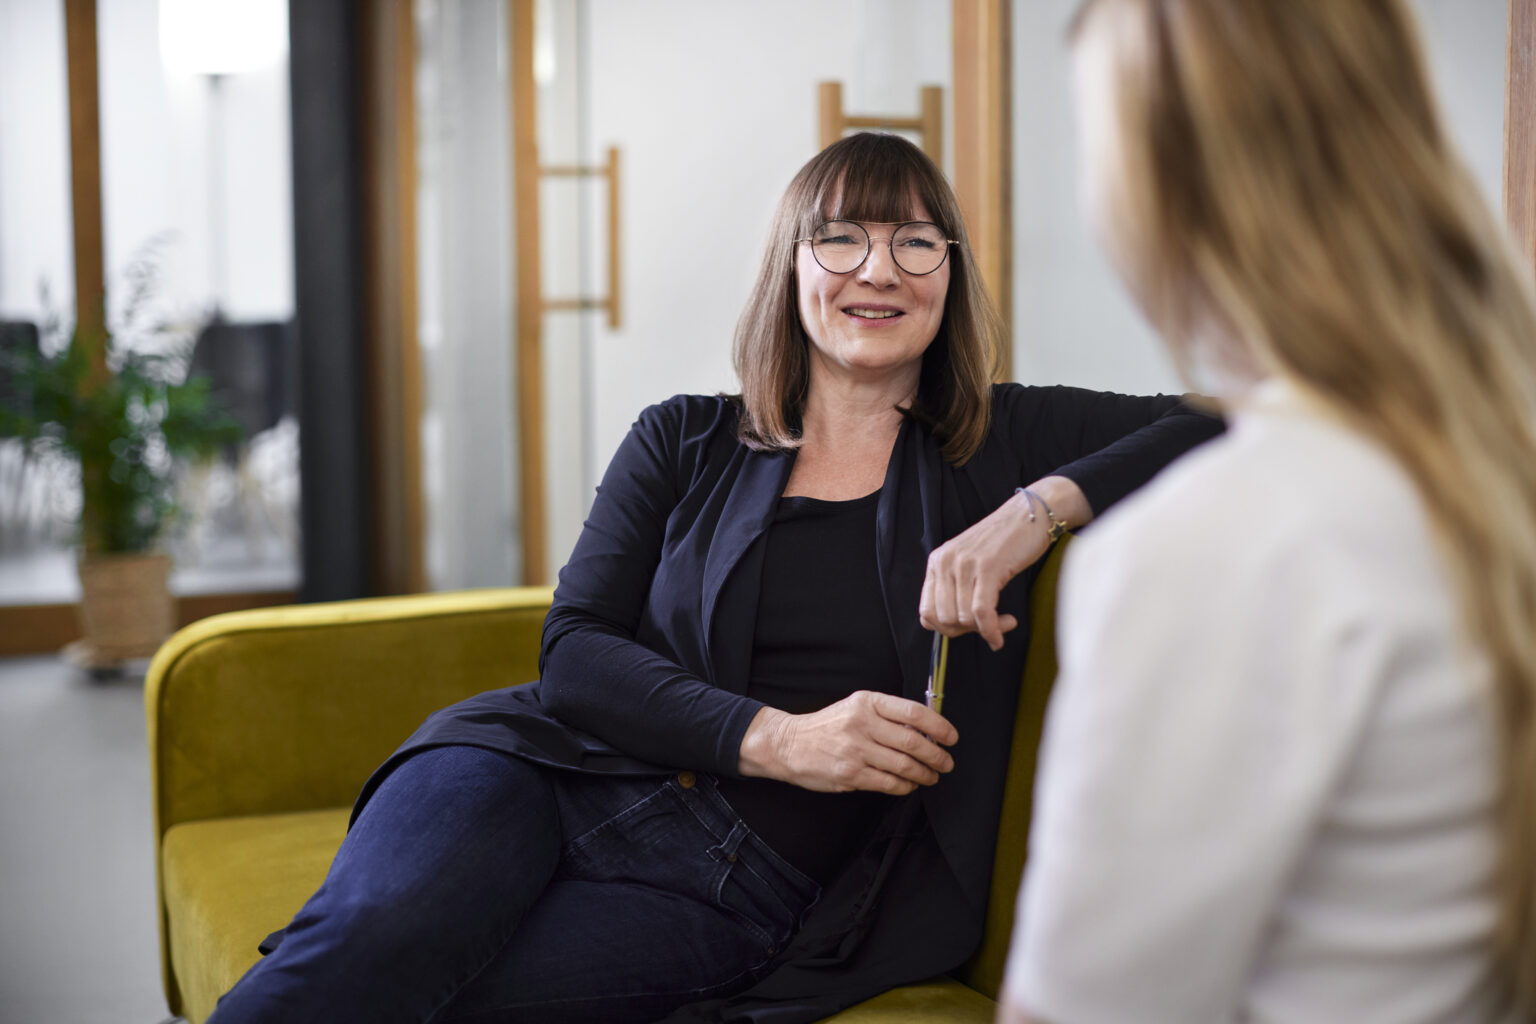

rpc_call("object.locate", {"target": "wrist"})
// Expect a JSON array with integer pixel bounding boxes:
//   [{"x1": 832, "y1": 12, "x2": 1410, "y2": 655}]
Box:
[
  {"x1": 737, "y1": 706, "x2": 791, "y2": 779},
  {"x1": 1019, "y1": 475, "x2": 1093, "y2": 531},
  {"x1": 1015, "y1": 487, "x2": 1069, "y2": 541}
]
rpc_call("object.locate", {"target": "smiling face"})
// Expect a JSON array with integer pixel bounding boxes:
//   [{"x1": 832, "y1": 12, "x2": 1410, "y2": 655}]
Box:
[{"x1": 795, "y1": 200, "x2": 951, "y2": 393}]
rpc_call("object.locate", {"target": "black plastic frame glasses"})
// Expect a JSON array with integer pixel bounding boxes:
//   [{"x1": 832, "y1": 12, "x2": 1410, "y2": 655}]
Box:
[{"x1": 797, "y1": 220, "x2": 959, "y2": 276}]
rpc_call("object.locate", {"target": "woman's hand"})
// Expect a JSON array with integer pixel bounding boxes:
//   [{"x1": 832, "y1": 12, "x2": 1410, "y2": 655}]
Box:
[
  {"x1": 737, "y1": 692, "x2": 958, "y2": 795},
  {"x1": 920, "y1": 476, "x2": 1091, "y2": 652}
]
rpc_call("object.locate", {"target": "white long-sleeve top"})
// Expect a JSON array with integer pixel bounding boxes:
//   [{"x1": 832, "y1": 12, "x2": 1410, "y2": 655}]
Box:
[{"x1": 1006, "y1": 380, "x2": 1512, "y2": 1023}]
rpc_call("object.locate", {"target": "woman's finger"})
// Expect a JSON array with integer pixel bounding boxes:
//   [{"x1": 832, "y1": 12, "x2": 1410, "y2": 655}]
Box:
[{"x1": 871, "y1": 692, "x2": 957, "y2": 748}]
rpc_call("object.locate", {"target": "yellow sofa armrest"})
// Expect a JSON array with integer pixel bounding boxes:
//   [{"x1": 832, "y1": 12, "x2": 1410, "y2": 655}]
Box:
[
  {"x1": 146, "y1": 586, "x2": 554, "y2": 835},
  {"x1": 147, "y1": 585, "x2": 550, "y2": 1021},
  {"x1": 952, "y1": 537, "x2": 1069, "y2": 999}
]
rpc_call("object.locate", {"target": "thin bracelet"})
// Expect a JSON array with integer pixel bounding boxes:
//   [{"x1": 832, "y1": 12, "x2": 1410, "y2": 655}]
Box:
[
  {"x1": 1016, "y1": 487, "x2": 1036, "y2": 522},
  {"x1": 1016, "y1": 487, "x2": 1068, "y2": 541}
]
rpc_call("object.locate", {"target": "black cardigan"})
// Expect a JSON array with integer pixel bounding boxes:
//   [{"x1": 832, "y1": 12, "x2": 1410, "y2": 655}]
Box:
[{"x1": 355, "y1": 383, "x2": 1222, "y2": 1022}]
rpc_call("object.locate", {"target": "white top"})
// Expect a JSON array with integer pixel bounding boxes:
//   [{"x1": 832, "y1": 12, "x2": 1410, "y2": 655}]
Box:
[{"x1": 1005, "y1": 381, "x2": 1511, "y2": 1023}]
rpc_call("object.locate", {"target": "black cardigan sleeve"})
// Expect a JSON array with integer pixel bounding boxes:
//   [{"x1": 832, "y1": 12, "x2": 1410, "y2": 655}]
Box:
[
  {"x1": 997, "y1": 384, "x2": 1223, "y2": 516},
  {"x1": 536, "y1": 397, "x2": 764, "y2": 774}
]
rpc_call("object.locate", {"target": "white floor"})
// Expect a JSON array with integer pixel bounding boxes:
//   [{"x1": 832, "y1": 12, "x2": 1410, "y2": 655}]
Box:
[{"x1": 0, "y1": 653, "x2": 182, "y2": 1023}]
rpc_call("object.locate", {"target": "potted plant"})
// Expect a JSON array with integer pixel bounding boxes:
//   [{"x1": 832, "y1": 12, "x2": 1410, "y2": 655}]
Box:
[{"x1": 0, "y1": 272, "x2": 242, "y2": 670}]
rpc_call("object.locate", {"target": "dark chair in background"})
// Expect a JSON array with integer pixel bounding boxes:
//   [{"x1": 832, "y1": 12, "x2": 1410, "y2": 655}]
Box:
[
  {"x1": 0, "y1": 320, "x2": 48, "y2": 547},
  {"x1": 0, "y1": 318, "x2": 41, "y2": 409},
  {"x1": 187, "y1": 319, "x2": 296, "y2": 455},
  {"x1": 182, "y1": 319, "x2": 299, "y2": 556}
]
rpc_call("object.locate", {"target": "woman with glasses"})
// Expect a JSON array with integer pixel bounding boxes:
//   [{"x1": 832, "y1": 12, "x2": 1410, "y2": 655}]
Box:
[
  {"x1": 208, "y1": 131, "x2": 1219, "y2": 1024},
  {"x1": 999, "y1": 1, "x2": 1536, "y2": 1022}
]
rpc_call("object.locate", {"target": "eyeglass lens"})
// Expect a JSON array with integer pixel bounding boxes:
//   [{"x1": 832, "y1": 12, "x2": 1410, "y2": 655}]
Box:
[{"x1": 809, "y1": 221, "x2": 950, "y2": 275}]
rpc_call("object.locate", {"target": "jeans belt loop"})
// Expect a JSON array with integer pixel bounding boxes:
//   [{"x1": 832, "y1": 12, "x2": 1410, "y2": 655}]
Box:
[{"x1": 708, "y1": 820, "x2": 750, "y2": 864}]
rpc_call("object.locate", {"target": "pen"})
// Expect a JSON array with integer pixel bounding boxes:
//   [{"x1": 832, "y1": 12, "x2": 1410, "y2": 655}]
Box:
[{"x1": 925, "y1": 632, "x2": 949, "y2": 714}]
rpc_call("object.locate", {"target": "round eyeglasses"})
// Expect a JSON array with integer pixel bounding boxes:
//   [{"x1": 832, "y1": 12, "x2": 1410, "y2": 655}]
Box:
[{"x1": 798, "y1": 220, "x2": 958, "y2": 276}]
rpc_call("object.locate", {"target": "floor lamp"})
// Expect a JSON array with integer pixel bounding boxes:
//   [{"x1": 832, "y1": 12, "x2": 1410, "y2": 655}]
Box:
[{"x1": 158, "y1": 0, "x2": 288, "y2": 318}]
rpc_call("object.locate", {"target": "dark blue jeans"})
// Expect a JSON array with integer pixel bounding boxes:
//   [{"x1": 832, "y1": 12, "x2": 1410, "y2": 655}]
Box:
[{"x1": 207, "y1": 744, "x2": 820, "y2": 1023}]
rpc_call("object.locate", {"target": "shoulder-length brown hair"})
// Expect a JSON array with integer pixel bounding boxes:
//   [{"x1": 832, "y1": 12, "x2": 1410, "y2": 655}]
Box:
[{"x1": 732, "y1": 132, "x2": 1005, "y2": 465}]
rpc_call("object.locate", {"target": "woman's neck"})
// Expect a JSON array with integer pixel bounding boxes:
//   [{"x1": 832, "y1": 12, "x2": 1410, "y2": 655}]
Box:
[
  {"x1": 783, "y1": 370, "x2": 916, "y2": 500},
  {"x1": 797, "y1": 364, "x2": 918, "y2": 446}
]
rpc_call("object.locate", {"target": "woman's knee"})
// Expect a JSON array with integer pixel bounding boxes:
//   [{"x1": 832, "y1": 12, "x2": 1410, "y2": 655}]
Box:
[
  {"x1": 334, "y1": 746, "x2": 562, "y2": 906},
  {"x1": 360, "y1": 746, "x2": 557, "y2": 836}
]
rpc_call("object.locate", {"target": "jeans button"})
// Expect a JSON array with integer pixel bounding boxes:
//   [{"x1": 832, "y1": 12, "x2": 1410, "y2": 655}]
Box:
[
  {"x1": 677, "y1": 771, "x2": 696, "y2": 789},
  {"x1": 726, "y1": 852, "x2": 738, "y2": 863}
]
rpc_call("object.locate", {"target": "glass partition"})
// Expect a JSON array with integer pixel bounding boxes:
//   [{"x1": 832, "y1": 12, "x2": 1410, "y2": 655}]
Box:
[
  {"x1": 0, "y1": 0, "x2": 300, "y2": 611},
  {"x1": 0, "y1": 0, "x2": 74, "y2": 604},
  {"x1": 414, "y1": 0, "x2": 519, "y2": 589}
]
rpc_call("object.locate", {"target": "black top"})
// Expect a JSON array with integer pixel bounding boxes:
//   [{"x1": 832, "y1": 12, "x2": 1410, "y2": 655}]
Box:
[{"x1": 716, "y1": 490, "x2": 901, "y2": 885}]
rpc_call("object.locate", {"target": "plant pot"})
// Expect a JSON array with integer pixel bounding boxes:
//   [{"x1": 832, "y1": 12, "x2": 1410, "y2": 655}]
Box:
[{"x1": 74, "y1": 552, "x2": 175, "y2": 663}]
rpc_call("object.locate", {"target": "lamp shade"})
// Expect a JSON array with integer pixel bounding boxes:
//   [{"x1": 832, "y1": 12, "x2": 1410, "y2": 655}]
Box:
[{"x1": 159, "y1": 0, "x2": 288, "y2": 76}]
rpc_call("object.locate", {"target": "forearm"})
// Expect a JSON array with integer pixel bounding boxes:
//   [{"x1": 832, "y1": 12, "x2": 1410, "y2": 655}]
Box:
[
  {"x1": 1001, "y1": 385, "x2": 1222, "y2": 518},
  {"x1": 540, "y1": 626, "x2": 763, "y2": 773},
  {"x1": 1049, "y1": 397, "x2": 1222, "y2": 515}
]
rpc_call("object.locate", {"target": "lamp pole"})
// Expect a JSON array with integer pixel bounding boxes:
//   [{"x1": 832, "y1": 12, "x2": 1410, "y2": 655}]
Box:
[{"x1": 206, "y1": 71, "x2": 227, "y2": 319}]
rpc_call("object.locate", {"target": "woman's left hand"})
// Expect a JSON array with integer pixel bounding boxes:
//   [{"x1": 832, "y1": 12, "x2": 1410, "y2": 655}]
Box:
[{"x1": 919, "y1": 476, "x2": 1091, "y2": 651}]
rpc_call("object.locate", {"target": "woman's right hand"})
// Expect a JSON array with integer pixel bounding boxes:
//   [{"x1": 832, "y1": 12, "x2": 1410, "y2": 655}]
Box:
[{"x1": 736, "y1": 692, "x2": 958, "y2": 795}]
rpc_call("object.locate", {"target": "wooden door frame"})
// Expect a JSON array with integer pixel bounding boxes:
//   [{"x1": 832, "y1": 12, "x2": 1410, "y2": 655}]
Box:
[
  {"x1": 952, "y1": 0, "x2": 1013, "y2": 380},
  {"x1": 361, "y1": 0, "x2": 427, "y2": 596},
  {"x1": 510, "y1": 0, "x2": 547, "y2": 585},
  {"x1": 1507, "y1": 0, "x2": 1536, "y2": 262}
]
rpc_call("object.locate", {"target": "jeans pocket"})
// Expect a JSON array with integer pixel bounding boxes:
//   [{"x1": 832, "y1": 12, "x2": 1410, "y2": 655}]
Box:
[{"x1": 558, "y1": 784, "x2": 683, "y2": 880}]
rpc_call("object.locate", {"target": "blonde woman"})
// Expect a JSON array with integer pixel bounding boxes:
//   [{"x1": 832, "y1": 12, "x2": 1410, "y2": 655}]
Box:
[{"x1": 981, "y1": 1, "x2": 1536, "y2": 1021}]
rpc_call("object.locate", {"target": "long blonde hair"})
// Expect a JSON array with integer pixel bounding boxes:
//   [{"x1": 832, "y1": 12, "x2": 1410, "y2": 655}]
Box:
[{"x1": 1072, "y1": 0, "x2": 1536, "y2": 1009}]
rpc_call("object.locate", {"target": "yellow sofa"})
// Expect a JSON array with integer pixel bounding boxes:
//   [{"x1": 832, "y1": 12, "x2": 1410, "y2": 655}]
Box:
[{"x1": 147, "y1": 542, "x2": 1067, "y2": 1023}]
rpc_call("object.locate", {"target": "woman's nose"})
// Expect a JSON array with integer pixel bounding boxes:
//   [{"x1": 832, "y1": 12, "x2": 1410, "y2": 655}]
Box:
[{"x1": 857, "y1": 239, "x2": 902, "y2": 285}]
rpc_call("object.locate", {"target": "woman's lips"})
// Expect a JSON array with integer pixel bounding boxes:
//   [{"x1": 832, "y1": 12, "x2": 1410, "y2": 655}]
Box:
[{"x1": 843, "y1": 306, "x2": 904, "y2": 321}]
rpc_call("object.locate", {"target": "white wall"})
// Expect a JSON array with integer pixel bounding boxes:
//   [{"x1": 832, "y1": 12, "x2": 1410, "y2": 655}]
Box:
[
  {"x1": 1410, "y1": 0, "x2": 1507, "y2": 205},
  {"x1": 1009, "y1": 0, "x2": 1507, "y2": 396}
]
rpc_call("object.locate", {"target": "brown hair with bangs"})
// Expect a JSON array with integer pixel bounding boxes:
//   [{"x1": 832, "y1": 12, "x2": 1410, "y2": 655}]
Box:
[{"x1": 732, "y1": 132, "x2": 1005, "y2": 464}]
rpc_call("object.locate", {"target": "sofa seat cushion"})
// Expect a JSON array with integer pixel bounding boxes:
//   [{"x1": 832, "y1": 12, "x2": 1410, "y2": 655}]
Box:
[
  {"x1": 162, "y1": 807, "x2": 349, "y2": 1022},
  {"x1": 162, "y1": 807, "x2": 997, "y2": 1023},
  {"x1": 824, "y1": 977, "x2": 997, "y2": 1021}
]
